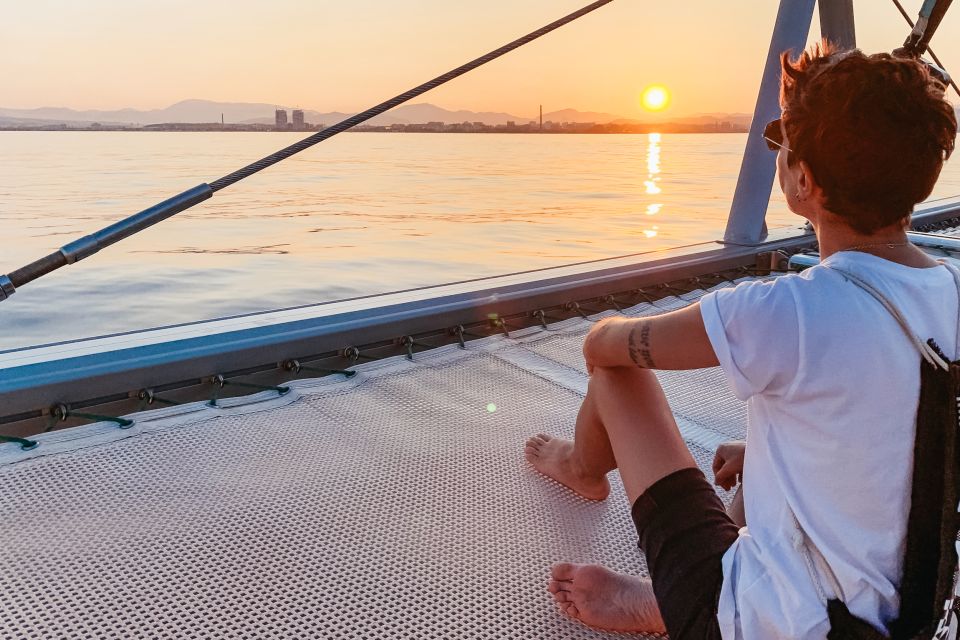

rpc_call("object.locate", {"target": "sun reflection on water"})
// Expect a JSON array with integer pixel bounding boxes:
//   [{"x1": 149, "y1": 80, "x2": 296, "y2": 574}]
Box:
[
  {"x1": 644, "y1": 132, "x2": 662, "y2": 197},
  {"x1": 642, "y1": 132, "x2": 663, "y2": 241}
]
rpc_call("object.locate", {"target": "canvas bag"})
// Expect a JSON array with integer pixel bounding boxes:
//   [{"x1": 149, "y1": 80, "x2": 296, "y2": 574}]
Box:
[{"x1": 792, "y1": 262, "x2": 960, "y2": 640}]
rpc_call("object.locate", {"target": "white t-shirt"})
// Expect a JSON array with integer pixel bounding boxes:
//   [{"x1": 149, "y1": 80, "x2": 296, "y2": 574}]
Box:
[{"x1": 699, "y1": 251, "x2": 960, "y2": 639}]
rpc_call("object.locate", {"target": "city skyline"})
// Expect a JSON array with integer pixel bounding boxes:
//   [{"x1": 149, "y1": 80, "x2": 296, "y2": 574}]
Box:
[
  {"x1": 0, "y1": 98, "x2": 756, "y2": 127},
  {"x1": 3, "y1": 1, "x2": 957, "y2": 118}
]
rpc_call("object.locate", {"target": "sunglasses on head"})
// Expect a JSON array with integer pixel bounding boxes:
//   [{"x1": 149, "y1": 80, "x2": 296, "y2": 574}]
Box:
[{"x1": 763, "y1": 118, "x2": 793, "y2": 153}]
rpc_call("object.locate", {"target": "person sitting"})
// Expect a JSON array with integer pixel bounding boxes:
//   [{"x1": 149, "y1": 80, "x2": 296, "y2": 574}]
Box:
[{"x1": 524, "y1": 42, "x2": 958, "y2": 639}]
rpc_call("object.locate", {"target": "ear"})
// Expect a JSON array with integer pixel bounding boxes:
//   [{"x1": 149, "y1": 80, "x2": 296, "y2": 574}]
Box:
[{"x1": 797, "y1": 159, "x2": 822, "y2": 200}]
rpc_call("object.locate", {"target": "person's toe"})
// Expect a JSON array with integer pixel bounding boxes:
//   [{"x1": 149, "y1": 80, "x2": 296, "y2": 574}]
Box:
[
  {"x1": 551, "y1": 589, "x2": 570, "y2": 603},
  {"x1": 566, "y1": 604, "x2": 581, "y2": 619},
  {"x1": 536, "y1": 433, "x2": 552, "y2": 442},
  {"x1": 551, "y1": 562, "x2": 577, "y2": 581}
]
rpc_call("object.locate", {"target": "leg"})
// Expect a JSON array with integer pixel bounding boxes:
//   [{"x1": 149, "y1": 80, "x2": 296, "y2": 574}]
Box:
[
  {"x1": 527, "y1": 367, "x2": 733, "y2": 636},
  {"x1": 524, "y1": 378, "x2": 614, "y2": 501},
  {"x1": 548, "y1": 468, "x2": 738, "y2": 638},
  {"x1": 525, "y1": 365, "x2": 697, "y2": 505}
]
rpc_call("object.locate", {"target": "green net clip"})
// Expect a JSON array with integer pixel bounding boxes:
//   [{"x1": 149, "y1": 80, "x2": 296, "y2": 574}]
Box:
[
  {"x1": 603, "y1": 295, "x2": 628, "y2": 313},
  {"x1": 532, "y1": 309, "x2": 564, "y2": 330},
  {"x1": 0, "y1": 434, "x2": 39, "y2": 450},
  {"x1": 137, "y1": 389, "x2": 179, "y2": 410},
  {"x1": 635, "y1": 288, "x2": 655, "y2": 304},
  {"x1": 450, "y1": 325, "x2": 484, "y2": 349},
  {"x1": 400, "y1": 336, "x2": 430, "y2": 361},
  {"x1": 565, "y1": 301, "x2": 596, "y2": 321},
  {"x1": 342, "y1": 347, "x2": 377, "y2": 364},
  {"x1": 487, "y1": 315, "x2": 513, "y2": 338}
]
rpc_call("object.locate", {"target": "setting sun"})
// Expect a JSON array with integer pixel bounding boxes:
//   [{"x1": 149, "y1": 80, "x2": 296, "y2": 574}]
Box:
[{"x1": 641, "y1": 85, "x2": 670, "y2": 111}]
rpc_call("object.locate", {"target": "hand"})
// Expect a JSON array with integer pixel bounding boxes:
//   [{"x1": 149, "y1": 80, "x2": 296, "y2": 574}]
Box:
[{"x1": 712, "y1": 441, "x2": 746, "y2": 491}]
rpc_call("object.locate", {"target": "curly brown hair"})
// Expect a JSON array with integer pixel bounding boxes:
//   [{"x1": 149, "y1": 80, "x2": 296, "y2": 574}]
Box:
[{"x1": 780, "y1": 42, "x2": 957, "y2": 233}]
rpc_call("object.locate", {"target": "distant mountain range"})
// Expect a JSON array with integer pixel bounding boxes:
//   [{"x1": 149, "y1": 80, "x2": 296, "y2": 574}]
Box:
[{"x1": 0, "y1": 99, "x2": 755, "y2": 128}]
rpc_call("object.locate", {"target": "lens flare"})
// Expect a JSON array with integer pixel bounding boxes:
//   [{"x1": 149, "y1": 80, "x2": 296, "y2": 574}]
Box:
[
  {"x1": 641, "y1": 86, "x2": 670, "y2": 111},
  {"x1": 486, "y1": 403, "x2": 497, "y2": 413}
]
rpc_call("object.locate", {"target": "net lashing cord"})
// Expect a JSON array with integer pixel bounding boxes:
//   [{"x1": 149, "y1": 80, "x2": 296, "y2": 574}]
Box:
[
  {"x1": 890, "y1": 0, "x2": 960, "y2": 99},
  {"x1": 41, "y1": 404, "x2": 134, "y2": 434},
  {"x1": 208, "y1": 0, "x2": 614, "y2": 193},
  {"x1": 207, "y1": 374, "x2": 290, "y2": 407},
  {"x1": 284, "y1": 359, "x2": 356, "y2": 378}
]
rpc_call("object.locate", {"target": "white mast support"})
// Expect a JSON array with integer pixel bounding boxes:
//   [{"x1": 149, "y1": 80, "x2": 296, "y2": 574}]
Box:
[{"x1": 723, "y1": 0, "x2": 817, "y2": 246}]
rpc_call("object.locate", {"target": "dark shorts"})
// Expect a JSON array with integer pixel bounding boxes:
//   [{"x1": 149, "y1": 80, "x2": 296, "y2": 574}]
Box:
[{"x1": 631, "y1": 467, "x2": 740, "y2": 640}]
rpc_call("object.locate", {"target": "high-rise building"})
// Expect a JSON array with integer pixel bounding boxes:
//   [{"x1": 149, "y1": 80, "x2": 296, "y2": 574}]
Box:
[
  {"x1": 292, "y1": 110, "x2": 305, "y2": 129},
  {"x1": 275, "y1": 109, "x2": 288, "y2": 129}
]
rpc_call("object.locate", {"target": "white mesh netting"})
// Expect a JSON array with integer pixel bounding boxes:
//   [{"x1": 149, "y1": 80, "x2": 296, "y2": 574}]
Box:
[{"x1": 0, "y1": 285, "x2": 749, "y2": 639}]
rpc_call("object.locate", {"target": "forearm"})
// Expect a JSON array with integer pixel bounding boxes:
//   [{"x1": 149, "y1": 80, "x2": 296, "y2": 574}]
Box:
[
  {"x1": 590, "y1": 318, "x2": 657, "y2": 369},
  {"x1": 627, "y1": 320, "x2": 656, "y2": 369},
  {"x1": 583, "y1": 303, "x2": 719, "y2": 371}
]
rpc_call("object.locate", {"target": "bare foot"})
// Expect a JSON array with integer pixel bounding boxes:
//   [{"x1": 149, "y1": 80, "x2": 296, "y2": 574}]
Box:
[
  {"x1": 548, "y1": 563, "x2": 666, "y2": 634},
  {"x1": 524, "y1": 434, "x2": 610, "y2": 501}
]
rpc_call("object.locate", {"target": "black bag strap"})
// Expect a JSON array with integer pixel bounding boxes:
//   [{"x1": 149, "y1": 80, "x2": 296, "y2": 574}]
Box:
[
  {"x1": 889, "y1": 356, "x2": 956, "y2": 639},
  {"x1": 931, "y1": 361, "x2": 960, "y2": 638},
  {"x1": 817, "y1": 260, "x2": 960, "y2": 639}
]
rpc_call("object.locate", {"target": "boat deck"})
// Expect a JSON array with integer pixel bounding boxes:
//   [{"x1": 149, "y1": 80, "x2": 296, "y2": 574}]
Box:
[
  {"x1": 4, "y1": 224, "x2": 960, "y2": 638},
  {"x1": 0, "y1": 283, "x2": 745, "y2": 639}
]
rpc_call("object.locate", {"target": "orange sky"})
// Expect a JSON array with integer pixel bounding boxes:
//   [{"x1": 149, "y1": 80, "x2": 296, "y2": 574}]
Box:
[{"x1": 2, "y1": 0, "x2": 957, "y2": 118}]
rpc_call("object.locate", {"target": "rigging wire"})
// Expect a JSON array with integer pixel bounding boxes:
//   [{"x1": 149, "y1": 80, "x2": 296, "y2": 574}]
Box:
[
  {"x1": 0, "y1": 0, "x2": 615, "y2": 298},
  {"x1": 209, "y1": 0, "x2": 613, "y2": 192},
  {"x1": 890, "y1": 0, "x2": 960, "y2": 98}
]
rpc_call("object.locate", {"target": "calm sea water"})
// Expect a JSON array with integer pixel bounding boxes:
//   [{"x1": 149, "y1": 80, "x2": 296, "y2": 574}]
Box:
[{"x1": 2, "y1": 131, "x2": 958, "y2": 351}]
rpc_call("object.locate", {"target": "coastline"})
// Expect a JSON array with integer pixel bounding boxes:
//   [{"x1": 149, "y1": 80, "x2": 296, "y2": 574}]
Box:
[{"x1": 0, "y1": 123, "x2": 748, "y2": 134}]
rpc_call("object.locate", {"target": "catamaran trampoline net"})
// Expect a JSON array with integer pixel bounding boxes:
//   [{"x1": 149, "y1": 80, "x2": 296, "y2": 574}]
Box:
[{"x1": 0, "y1": 284, "x2": 750, "y2": 639}]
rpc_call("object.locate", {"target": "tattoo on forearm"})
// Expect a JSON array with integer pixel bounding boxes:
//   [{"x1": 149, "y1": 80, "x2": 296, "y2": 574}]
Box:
[{"x1": 628, "y1": 322, "x2": 656, "y2": 369}]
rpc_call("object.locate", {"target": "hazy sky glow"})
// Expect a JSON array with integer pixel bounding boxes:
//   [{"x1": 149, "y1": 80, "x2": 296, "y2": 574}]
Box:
[{"x1": 2, "y1": 0, "x2": 958, "y2": 117}]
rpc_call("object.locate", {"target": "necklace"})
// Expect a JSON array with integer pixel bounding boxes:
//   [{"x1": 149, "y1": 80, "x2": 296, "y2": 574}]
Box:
[{"x1": 842, "y1": 240, "x2": 910, "y2": 252}]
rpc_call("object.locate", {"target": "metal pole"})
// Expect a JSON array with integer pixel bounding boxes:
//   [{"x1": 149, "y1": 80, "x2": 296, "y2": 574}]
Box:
[
  {"x1": 818, "y1": 0, "x2": 856, "y2": 51},
  {"x1": 723, "y1": 0, "x2": 816, "y2": 246}
]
